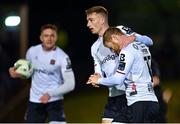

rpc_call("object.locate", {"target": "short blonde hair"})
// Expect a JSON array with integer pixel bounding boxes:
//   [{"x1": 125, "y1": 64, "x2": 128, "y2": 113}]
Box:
[
  {"x1": 103, "y1": 27, "x2": 124, "y2": 44},
  {"x1": 85, "y1": 6, "x2": 108, "y2": 20}
]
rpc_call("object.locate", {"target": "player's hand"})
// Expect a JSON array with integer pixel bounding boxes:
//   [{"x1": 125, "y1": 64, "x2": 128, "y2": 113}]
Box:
[
  {"x1": 87, "y1": 74, "x2": 100, "y2": 85},
  {"x1": 87, "y1": 73, "x2": 101, "y2": 87},
  {"x1": 87, "y1": 78, "x2": 99, "y2": 88},
  {"x1": 39, "y1": 93, "x2": 50, "y2": 104},
  {"x1": 91, "y1": 73, "x2": 101, "y2": 87},
  {"x1": 94, "y1": 73, "x2": 101, "y2": 77},
  {"x1": 9, "y1": 67, "x2": 22, "y2": 78}
]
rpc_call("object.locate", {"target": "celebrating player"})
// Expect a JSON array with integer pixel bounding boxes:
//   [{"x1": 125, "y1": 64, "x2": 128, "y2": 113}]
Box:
[
  {"x1": 87, "y1": 27, "x2": 159, "y2": 123},
  {"x1": 85, "y1": 6, "x2": 153, "y2": 123}
]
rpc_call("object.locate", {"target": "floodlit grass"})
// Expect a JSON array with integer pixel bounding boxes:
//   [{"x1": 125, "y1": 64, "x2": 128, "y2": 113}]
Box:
[
  {"x1": 2, "y1": 81, "x2": 179, "y2": 122},
  {"x1": 162, "y1": 80, "x2": 180, "y2": 122},
  {"x1": 64, "y1": 87, "x2": 108, "y2": 123}
]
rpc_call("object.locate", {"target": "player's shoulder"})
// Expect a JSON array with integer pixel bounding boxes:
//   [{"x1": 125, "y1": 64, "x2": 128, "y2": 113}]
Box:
[
  {"x1": 121, "y1": 41, "x2": 138, "y2": 55},
  {"x1": 125, "y1": 41, "x2": 148, "y2": 53},
  {"x1": 91, "y1": 37, "x2": 102, "y2": 51},
  {"x1": 27, "y1": 44, "x2": 41, "y2": 53},
  {"x1": 56, "y1": 46, "x2": 69, "y2": 58},
  {"x1": 116, "y1": 25, "x2": 123, "y2": 29}
]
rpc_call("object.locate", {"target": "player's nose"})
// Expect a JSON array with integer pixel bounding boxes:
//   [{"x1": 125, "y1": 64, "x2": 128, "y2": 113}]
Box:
[{"x1": 87, "y1": 21, "x2": 91, "y2": 27}]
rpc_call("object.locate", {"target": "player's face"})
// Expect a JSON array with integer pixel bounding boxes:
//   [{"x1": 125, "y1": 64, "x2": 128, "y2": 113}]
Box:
[
  {"x1": 105, "y1": 40, "x2": 120, "y2": 54},
  {"x1": 40, "y1": 28, "x2": 57, "y2": 50},
  {"x1": 86, "y1": 12, "x2": 103, "y2": 35},
  {"x1": 105, "y1": 35, "x2": 120, "y2": 54}
]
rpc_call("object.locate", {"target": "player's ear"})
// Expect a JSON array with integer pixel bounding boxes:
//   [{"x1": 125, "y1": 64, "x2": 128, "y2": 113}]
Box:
[
  {"x1": 111, "y1": 34, "x2": 117, "y2": 41},
  {"x1": 100, "y1": 17, "x2": 104, "y2": 23},
  {"x1": 40, "y1": 35, "x2": 43, "y2": 42},
  {"x1": 111, "y1": 34, "x2": 120, "y2": 44},
  {"x1": 99, "y1": 15, "x2": 105, "y2": 24}
]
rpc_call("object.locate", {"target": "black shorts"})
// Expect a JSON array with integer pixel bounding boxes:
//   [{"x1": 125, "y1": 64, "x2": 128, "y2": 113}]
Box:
[
  {"x1": 25, "y1": 100, "x2": 66, "y2": 123},
  {"x1": 125, "y1": 101, "x2": 159, "y2": 123},
  {"x1": 103, "y1": 94, "x2": 128, "y2": 122}
]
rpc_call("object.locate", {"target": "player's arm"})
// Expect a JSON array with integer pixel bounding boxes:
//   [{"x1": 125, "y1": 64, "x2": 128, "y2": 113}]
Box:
[
  {"x1": 91, "y1": 45, "x2": 103, "y2": 76},
  {"x1": 89, "y1": 50, "x2": 134, "y2": 86},
  {"x1": 47, "y1": 56, "x2": 75, "y2": 97},
  {"x1": 117, "y1": 25, "x2": 153, "y2": 46},
  {"x1": 135, "y1": 33, "x2": 153, "y2": 46}
]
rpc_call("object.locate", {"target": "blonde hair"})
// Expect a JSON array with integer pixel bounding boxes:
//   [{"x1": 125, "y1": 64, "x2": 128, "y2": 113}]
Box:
[
  {"x1": 103, "y1": 27, "x2": 123, "y2": 44},
  {"x1": 85, "y1": 6, "x2": 108, "y2": 20}
]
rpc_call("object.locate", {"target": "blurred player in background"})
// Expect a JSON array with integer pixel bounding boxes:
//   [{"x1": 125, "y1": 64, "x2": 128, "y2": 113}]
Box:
[
  {"x1": 87, "y1": 27, "x2": 159, "y2": 123},
  {"x1": 152, "y1": 59, "x2": 172, "y2": 122},
  {"x1": 9, "y1": 24, "x2": 75, "y2": 123},
  {"x1": 85, "y1": 6, "x2": 153, "y2": 123}
]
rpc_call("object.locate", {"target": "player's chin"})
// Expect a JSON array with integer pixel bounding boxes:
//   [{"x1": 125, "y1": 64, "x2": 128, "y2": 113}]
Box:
[
  {"x1": 91, "y1": 30, "x2": 97, "y2": 34},
  {"x1": 45, "y1": 45, "x2": 55, "y2": 50}
]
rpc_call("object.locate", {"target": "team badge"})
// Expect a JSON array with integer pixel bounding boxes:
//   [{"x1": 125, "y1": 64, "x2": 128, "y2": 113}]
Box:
[{"x1": 50, "y1": 59, "x2": 56, "y2": 65}]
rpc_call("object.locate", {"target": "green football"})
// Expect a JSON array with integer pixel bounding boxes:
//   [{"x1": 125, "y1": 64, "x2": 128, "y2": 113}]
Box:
[{"x1": 14, "y1": 59, "x2": 33, "y2": 79}]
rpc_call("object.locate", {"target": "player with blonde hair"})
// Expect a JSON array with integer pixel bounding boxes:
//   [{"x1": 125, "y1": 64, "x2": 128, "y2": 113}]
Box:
[{"x1": 86, "y1": 6, "x2": 153, "y2": 123}]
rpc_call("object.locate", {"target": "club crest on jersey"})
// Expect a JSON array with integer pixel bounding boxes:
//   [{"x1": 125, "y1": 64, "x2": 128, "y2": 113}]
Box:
[
  {"x1": 50, "y1": 59, "x2": 56, "y2": 65},
  {"x1": 118, "y1": 62, "x2": 126, "y2": 71}
]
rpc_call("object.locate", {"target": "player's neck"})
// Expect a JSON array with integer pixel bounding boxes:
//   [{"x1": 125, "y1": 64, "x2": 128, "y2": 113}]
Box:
[
  {"x1": 42, "y1": 44, "x2": 56, "y2": 51},
  {"x1": 120, "y1": 35, "x2": 136, "y2": 49},
  {"x1": 99, "y1": 24, "x2": 109, "y2": 37}
]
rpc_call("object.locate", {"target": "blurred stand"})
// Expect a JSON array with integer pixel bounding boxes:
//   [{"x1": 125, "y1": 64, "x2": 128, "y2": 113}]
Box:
[{"x1": 0, "y1": 4, "x2": 29, "y2": 122}]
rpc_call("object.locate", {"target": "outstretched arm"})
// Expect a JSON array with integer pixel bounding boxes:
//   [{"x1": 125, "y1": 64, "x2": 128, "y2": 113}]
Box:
[
  {"x1": 91, "y1": 44, "x2": 103, "y2": 76},
  {"x1": 135, "y1": 33, "x2": 153, "y2": 46},
  {"x1": 117, "y1": 25, "x2": 153, "y2": 46}
]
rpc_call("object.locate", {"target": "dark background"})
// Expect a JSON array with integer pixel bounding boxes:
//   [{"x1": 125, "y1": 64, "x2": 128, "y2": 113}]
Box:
[{"x1": 0, "y1": 0, "x2": 180, "y2": 122}]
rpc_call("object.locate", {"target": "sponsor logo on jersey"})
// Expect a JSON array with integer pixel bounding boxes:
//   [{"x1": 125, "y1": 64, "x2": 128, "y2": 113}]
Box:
[
  {"x1": 100, "y1": 54, "x2": 118, "y2": 65},
  {"x1": 34, "y1": 69, "x2": 54, "y2": 75}
]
